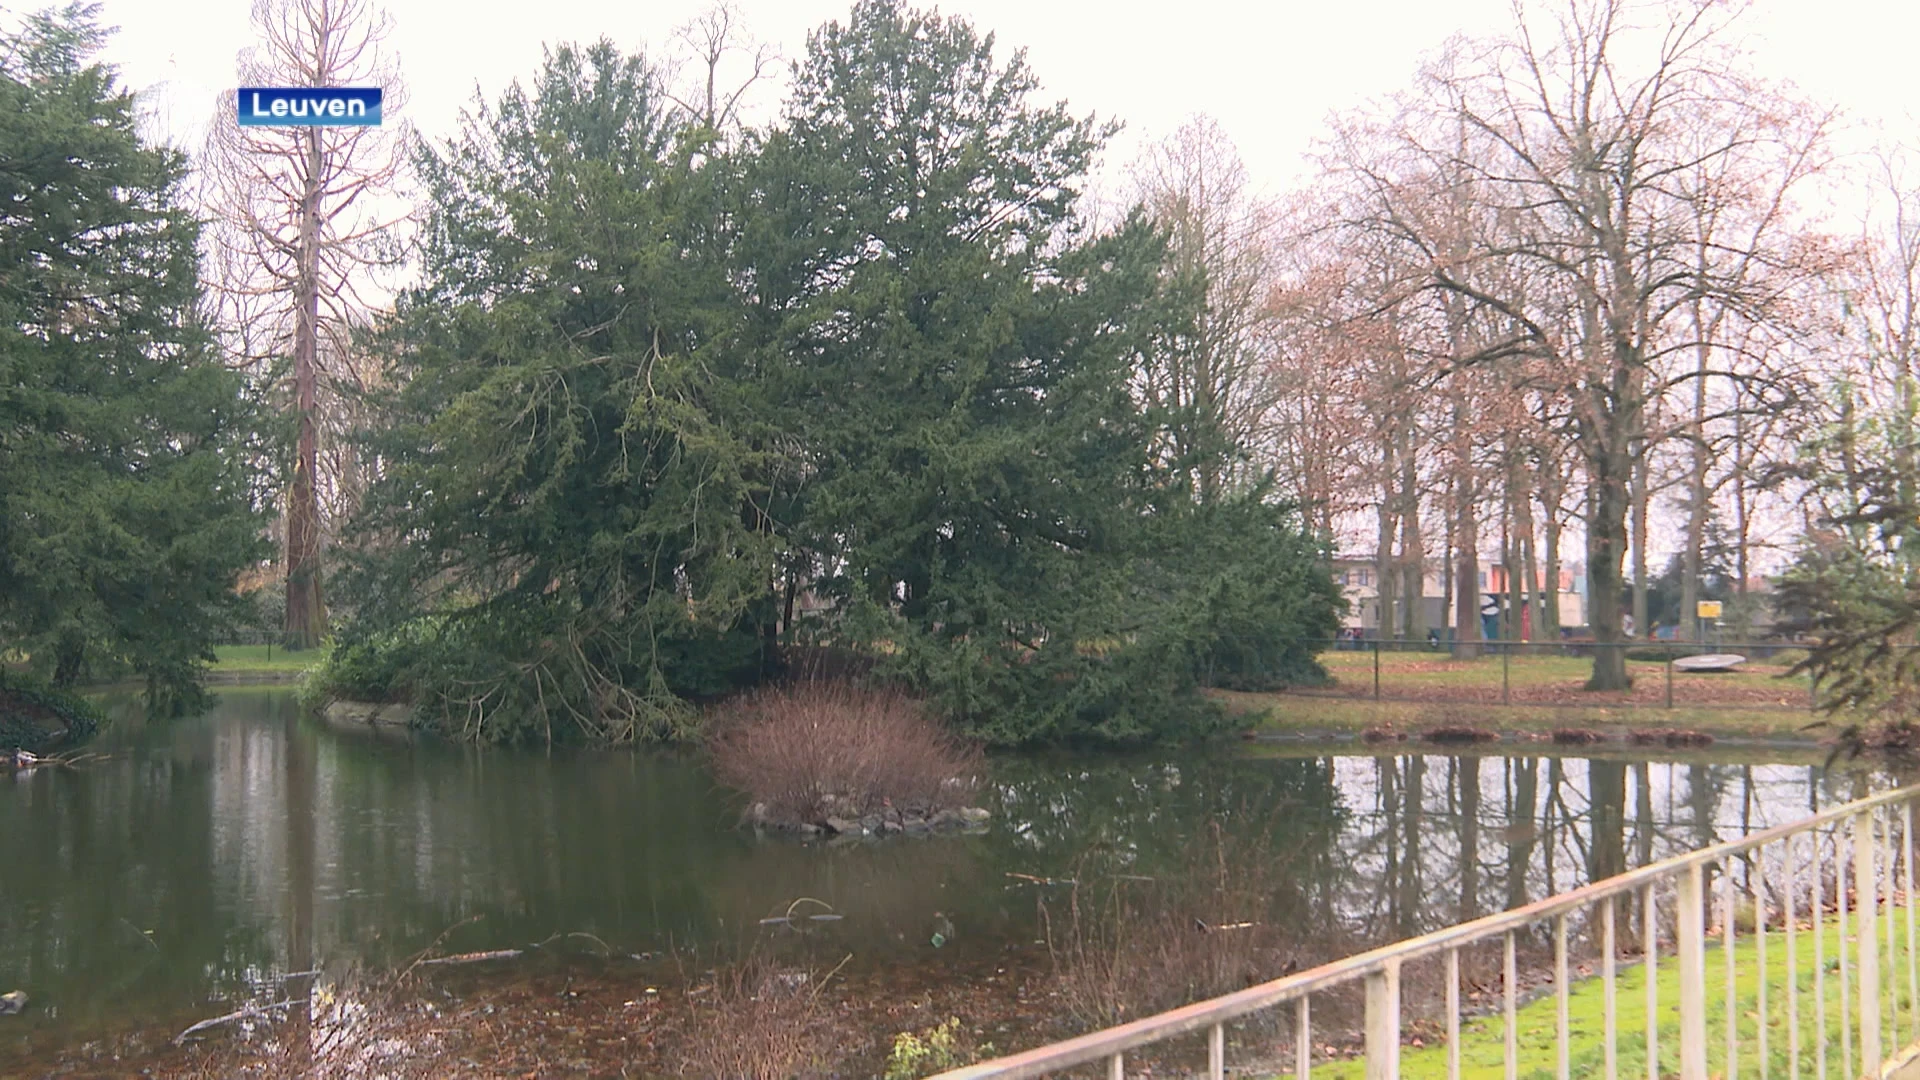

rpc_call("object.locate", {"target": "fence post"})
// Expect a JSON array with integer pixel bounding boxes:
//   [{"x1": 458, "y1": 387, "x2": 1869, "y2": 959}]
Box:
[
  {"x1": 1665, "y1": 652, "x2": 1674, "y2": 710},
  {"x1": 1678, "y1": 862, "x2": 1709, "y2": 1080},
  {"x1": 1365, "y1": 960, "x2": 1400, "y2": 1080},
  {"x1": 1373, "y1": 638, "x2": 1381, "y2": 701},
  {"x1": 1501, "y1": 645, "x2": 1510, "y2": 706},
  {"x1": 1858, "y1": 811, "x2": 1882, "y2": 1075}
]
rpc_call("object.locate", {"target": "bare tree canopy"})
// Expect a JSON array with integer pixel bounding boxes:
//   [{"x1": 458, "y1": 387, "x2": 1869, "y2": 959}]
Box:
[
  {"x1": 1326, "y1": 0, "x2": 1834, "y2": 687},
  {"x1": 665, "y1": 1, "x2": 777, "y2": 133},
  {"x1": 1131, "y1": 115, "x2": 1283, "y2": 502},
  {"x1": 201, "y1": 0, "x2": 412, "y2": 649}
]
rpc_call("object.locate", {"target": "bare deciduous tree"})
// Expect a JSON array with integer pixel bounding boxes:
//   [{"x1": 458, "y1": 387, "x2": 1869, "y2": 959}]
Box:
[
  {"x1": 201, "y1": 0, "x2": 410, "y2": 648},
  {"x1": 1133, "y1": 115, "x2": 1285, "y2": 502},
  {"x1": 1343, "y1": 0, "x2": 1831, "y2": 687},
  {"x1": 666, "y1": 1, "x2": 776, "y2": 133}
]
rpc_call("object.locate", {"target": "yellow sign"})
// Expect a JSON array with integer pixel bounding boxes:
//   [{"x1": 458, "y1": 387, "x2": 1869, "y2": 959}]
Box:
[{"x1": 1696, "y1": 600, "x2": 1723, "y2": 620}]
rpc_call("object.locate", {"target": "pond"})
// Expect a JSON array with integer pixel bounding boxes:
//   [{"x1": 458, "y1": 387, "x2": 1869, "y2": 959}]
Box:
[{"x1": 0, "y1": 687, "x2": 1901, "y2": 1067}]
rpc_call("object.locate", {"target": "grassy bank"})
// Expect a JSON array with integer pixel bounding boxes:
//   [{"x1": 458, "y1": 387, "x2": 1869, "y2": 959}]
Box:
[
  {"x1": 208, "y1": 644, "x2": 323, "y2": 679},
  {"x1": 1221, "y1": 692, "x2": 1827, "y2": 744},
  {"x1": 1308, "y1": 648, "x2": 1812, "y2": 706},
  {"x1": 1220, "y1": 647, "x2": 1835, "y2": 744},
  {"x1": 1310, "y1": 907, "x2": 1916, "y2": 1079}
]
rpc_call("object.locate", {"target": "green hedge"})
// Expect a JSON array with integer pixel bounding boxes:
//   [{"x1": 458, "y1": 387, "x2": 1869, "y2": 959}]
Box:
[{"x1": 0, "y1": 672, "x2": 103, "y2": 751}]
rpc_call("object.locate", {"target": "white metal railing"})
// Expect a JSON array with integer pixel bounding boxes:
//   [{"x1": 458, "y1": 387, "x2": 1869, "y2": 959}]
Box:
[{"x1": 932, "y1": 784, "x2": 1920, "y2": 1080}]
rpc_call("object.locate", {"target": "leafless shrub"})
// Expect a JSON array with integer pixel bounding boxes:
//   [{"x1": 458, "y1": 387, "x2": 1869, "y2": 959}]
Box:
[
  {"x1": 1041, "y1": 819, "x2": 1349, "y2": 1032},
  {"x1": 708, "y1": 683, "x2": 983, "y2": 827},
  {"x1": 674, "y1": 953, "x2": 854, "y2": 1080}
]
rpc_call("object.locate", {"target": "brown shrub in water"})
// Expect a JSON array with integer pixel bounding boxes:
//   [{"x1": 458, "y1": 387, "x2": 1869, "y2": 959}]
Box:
[{"x1": 708, "y1": 682, "x2": 984, "y2": 827}]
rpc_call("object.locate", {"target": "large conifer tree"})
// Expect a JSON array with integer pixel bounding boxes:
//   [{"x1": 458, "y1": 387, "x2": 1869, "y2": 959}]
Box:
[{"x1": 0, "y1": 4, "x2": 270, "y2": 709}]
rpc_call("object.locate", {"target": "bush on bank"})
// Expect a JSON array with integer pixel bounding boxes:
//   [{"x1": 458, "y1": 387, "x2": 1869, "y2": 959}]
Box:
[{"x1": 0, "y1": 672, "x2": 104, "y2": 753}]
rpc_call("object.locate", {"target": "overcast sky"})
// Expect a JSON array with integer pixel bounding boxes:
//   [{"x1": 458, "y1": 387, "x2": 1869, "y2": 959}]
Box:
[{"x1": 98, "y1": 0, "x2": 1920, "y2": 201}]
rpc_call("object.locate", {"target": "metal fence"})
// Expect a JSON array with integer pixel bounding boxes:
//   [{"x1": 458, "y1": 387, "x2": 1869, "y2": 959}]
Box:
[
  {"x1": 932, "y1": 784, "x2": 1920, "y2": 1079},
  {"x1": 1295, "y1": 637, "x2": 1816, "y2": 712}
]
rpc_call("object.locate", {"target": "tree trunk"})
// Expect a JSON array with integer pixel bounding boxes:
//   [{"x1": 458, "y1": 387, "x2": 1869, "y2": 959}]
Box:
[
  {"x1": 1628, "y1": 440, "x2": 1649, "y2": 643},
  {"x1": 1731, "y1": 408, "x2": 1750, "y2": 595},
  {"x1": 1376, "y1": 448, "x2": 1396, "y2": 639},
  {"x1": 1398, "y1": 755, "x2": 1425, "y2": 937},
  {"x1": 1587, "y1": 761, "x2": 1627, "y2": 883},
  {"x1": 1585, "y1": 439, "x2": 1633, "y2": 690},
  {"x1": 1504, "y1": 478, "x2": 1524, "y2": 644},
  {"x1": 1542, "y1": 758, "x2": 1564, "y2": 895},
  {"x1": 1540, "y1": 461, "x2": 1564, "y2": 640},
  {"x1": 284, "y1": 126, "x2": 327, "y2": 650},
  {"x1": 1441, "y1": 482, "x2": 1455, "y2": 641},
  {"x1": 1681, "y1": 326, "x2": 1711, "y2": 642},
  {"x1": 1452, "y1": 406, "x2": 1482, "y2": 659},
  {"x1": 1687, "y1": 764, "x2": 1717, "y2": 850},
  {"x1": 1506, "y1": 757, "x2": 1538, "y2": 910},
  {"x1": 51, "y1": 636, "x2": 85, "y2": 688},
  {"x1": 1514, "y1": 463, "x2": 1538, "y2": 644},
  {"x1": 1399, "y1": 441, "x2": 1426, "y2": 642},
  {"x1": 1458, "y1": 755, "x2": 1481, "y2": 920}
]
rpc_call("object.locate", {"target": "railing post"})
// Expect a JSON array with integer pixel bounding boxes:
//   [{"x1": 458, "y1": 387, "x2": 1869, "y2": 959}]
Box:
[
  {"x1": 1446, "y1": 948, "x2": 1461, "y2": 1080},
  {"x1": 1644, "y1": 885, "x2": 1658, "y2": 1080},
  {"x1": 1602, "y1": 897, "x2": 1617, "y2": 1080},
  {"x1": 1555, "y1": 914, "x2": 1571, "y2": 1080},
  {"x1": 1859, "y1": 811, "x2": 1883, "y2": 1075},
  {"x1": 1905, "y1": 800, "x2": 1918, "y2": 1048},
  {"x1": 912, "y1": 787, "x2": 1920, "y2": 1080},
  {"x1": 1505, "y1": 931, "x2": 1519, "y2": 1080},
  {"x1": 1365, "y1": 959, "x2": 1400, "y2": 1080},
  {"x1": 1678, "y1": 862, "x2": 1709, "y2": 1080},
  {"x1": 1295, "y1": 997, "x2": 1311, "y2": 1080}
]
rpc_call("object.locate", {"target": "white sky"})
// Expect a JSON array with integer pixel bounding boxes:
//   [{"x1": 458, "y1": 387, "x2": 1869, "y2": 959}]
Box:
[
  {"x1": 90, "y1": 0, "x2": 1920, "y2": 577},
  {"x1": 101, "y1": 0, "x2": 1920, "y2": 198}
]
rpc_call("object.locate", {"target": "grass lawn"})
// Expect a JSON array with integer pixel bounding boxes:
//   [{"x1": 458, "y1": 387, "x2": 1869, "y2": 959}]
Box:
[
  {"x1": 1215, "y1": 647, "x2": 1834, "y2": 744},
  {"x1": 1313, "y1": 648, "x2": 1808, "y2": 697},
  {"x1": 210, "y1": 643, "x2": 323, "y2": 676},
  {"x1": 1219, "y1": 693, "x2": 1828, "y2": 743},
  {"x1": 1305, "y1": 908, "x2": 1920, "y2": 1079}
]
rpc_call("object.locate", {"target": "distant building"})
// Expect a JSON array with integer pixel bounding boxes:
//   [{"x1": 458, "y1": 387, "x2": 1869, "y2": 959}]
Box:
[{"x1": 1330, "y1": 554, "x2": 1586, "y2": 636}]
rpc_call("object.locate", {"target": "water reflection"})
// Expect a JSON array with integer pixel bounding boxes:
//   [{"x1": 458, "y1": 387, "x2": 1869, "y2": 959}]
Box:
[{"x1": 0, "y1": 689, "x2": 1899, "y2": 1059}]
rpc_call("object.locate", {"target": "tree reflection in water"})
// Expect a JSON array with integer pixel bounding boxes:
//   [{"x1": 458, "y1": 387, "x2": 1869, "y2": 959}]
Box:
[{"x1": 0, "y1": 689, "x2": 1903, "y2": 1062}]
